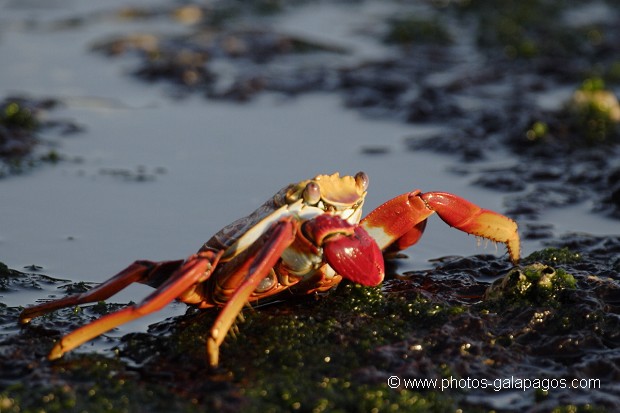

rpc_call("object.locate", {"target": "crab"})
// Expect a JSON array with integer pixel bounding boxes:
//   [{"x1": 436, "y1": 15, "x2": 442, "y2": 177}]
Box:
[{"x1": 20, "y1": 172, "x2": 519, "y2": 366}]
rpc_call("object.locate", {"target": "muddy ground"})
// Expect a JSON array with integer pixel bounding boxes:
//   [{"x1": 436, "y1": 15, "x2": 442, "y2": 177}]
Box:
[{"x1": 1, "y1": 0, "x2": 620, "y2": 412}]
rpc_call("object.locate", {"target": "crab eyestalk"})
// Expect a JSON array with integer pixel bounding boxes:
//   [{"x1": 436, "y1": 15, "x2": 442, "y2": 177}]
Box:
[{"x1": 303, "y1": 214, "x2": 384, "y2": 286}]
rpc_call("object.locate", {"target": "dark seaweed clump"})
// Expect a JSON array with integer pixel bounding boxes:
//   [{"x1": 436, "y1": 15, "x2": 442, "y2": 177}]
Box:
[{"x1": 0, "y1": 97, "x2": 82, "y2": 178}]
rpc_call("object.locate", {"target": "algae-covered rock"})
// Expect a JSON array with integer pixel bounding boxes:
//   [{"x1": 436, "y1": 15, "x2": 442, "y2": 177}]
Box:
[
  {"x1": 565, "y1": 78, "x2": 620, "y2": 144},
  {"x1": 524, "y1": 247, "x2": 582, "y2": 265},
  {"x1": 0, "y1": 96, "x2": 81, "y2": 178},
  {"x1": 0, "y1": 355, "x2": 201, "y2": 413},
  {"x1": 384, "y1": 16, "x2": 452, "y2": 45},
  {"x1": 484, "y1": 263, "x2": 576, "y2": 305},
  {"x1": 3, "y1": 233, "x2": 620, "y2": 412}
]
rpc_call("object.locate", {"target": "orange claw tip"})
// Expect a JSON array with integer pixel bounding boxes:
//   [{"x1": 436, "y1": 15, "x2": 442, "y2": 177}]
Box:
[
  {"x1": 421, "y1": 192, "x2": 521, "y2": 264},
  {"x1": 463, "y1": 209, "x2": 520, "y2": 264}
]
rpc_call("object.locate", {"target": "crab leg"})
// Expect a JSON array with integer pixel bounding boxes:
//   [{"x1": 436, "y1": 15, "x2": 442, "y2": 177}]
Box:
[
  {"x1": 206, "y1": 217, "x2": 297, "y2": 367},
  {"x1": 362, "y1": 190, "x2": 520, "y2": 263},
  {"x1": 46, "y1": 250, "x2": 222, "y2": 360},
  {"x1": 19, "y1": 260, "x2": 184, "y2": 324}
]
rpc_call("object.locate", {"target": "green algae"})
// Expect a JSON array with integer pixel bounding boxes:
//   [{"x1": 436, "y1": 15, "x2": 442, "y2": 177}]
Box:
[
  {"x1": 384, "y1": 16, "x2": 452, "y2": 45},
  {"x1": 1, "y1": 100, "x2": 39, "y2": 131},
  {"x1": 524, "y1": 247, "x2": 582, "y2": 265},
  {"x1": 0, "y1": 96, "x2": 79, "y2": 177},
  {"x1": 220, "y1": 283, "x2": 458, "y2": 412},
  {"x1": 241, "y1": 381, "x2": 454, "y2": 413},
  {"x1": 223, "y1": 283, "x2": 448, "y2": 363},
  {"x1": 453, "y1": 0, "x2": 598, "y2": 61},
  {"x1": 565, "y1": 78, "x2": 620, "y2": 144},
  {"x1": 525, "y1": 120, "x2": 550, "y2": 142},
  {"x1": 118, "y1": 283, "x2": 460, "y2": 411},
  {"x1": 0, "y1": 356, "x2": 199, "y2": 413},
  {"x1": 551, "y1": 406, "x2": 610, "y2": 413},
  {"x1": 484, "y1": 263, "x2": 576, "y2": 305}
]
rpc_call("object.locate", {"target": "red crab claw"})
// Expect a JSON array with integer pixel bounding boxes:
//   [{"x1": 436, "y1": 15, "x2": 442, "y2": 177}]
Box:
[
  {"x1": 361, "y1": 190, "x2": 520, "y2": 264},
  {"x1": 303, "y1": 214, "x2": 384, "y2": 286}
]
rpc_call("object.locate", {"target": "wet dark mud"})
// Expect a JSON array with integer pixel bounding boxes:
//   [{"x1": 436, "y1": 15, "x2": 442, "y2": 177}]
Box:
[
  {"x1": 2, "y1": 234, "x2": 619, "y2": 412},
  {"x1": 91, "y1": 29, "x2": 344, "y2": 102},
  {"x1": 0, "y1": 96, "x2": 83, "y2": 178}
]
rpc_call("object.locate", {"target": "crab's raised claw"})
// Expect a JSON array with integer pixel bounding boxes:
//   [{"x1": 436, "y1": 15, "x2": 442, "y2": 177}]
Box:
[
  {"x1": 325, "y1": 226, "x2": 385, "y2": 286},
  {"x1": 47, "y1": 250, "x2": 223, "y2": 360},
  {"x1": 421, "y1": 192, "x2": 520, "y2": 264},
  {"x1": 361, "y1": 190, "x2": 520, "y2": 264},
  {"x1": 207, "y1": 216, "x2": 297, "y2": 367},
  {"x1": 303, "y1": 214, "x2": 384, "y2": 286}
]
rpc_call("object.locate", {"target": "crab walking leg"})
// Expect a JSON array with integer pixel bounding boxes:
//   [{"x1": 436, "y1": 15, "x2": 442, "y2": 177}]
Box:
[
  {"x1": 47, "y1": 250, "x2": 222, "y2": 360},
  {"x1": 361, "y1": 190, "x2": 520, "y2": 263},
  {"x1": 421, "y1": 192, "x2": 520, "y2": 263},
  {"x1": 19, "y1": 260, "x2": 185, "y2": 324},
  {"x1": 206, "y1": 217, "x2": 297, "y2": 367}
]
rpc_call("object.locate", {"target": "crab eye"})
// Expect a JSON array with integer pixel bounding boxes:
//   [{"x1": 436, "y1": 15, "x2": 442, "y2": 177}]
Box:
[
  {"x1": 355, "y1": 171, "x2": 369, "y2": 192},
  {"x1": 303, "y1": 182, "x2": 321, "y2": 205}
]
